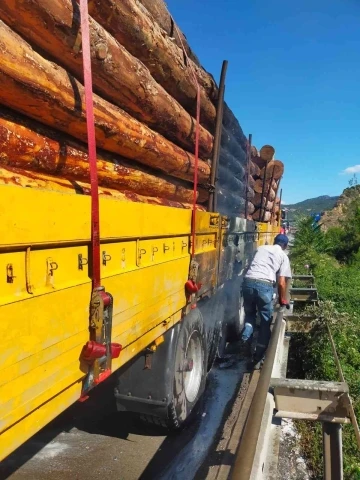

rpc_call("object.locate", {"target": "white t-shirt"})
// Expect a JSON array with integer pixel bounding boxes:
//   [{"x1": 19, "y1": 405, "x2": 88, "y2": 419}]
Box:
[{"x1": 245, "y1": 244, "x2": 292, "y2": 283}]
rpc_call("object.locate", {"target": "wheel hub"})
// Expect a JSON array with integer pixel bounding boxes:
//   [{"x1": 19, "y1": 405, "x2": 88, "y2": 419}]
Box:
[{"x1": 184, "y1": 330, "x2": 203, "y2": 403}]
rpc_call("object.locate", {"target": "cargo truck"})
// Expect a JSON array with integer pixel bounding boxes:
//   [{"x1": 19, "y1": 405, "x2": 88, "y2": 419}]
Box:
[{"x1": 0, "y1": 0, "x2": 282, "y2": 460}]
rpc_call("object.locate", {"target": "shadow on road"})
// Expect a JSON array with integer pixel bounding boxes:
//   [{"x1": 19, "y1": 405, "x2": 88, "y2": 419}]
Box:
[{"x1": 0, "y1": 376, "x2": 166, "y2": 479}]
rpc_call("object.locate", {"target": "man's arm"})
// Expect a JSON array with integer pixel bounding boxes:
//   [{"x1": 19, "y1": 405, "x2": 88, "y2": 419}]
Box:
[{"x1": 278, "y1": 276, "x2": 288, "y2": 305}]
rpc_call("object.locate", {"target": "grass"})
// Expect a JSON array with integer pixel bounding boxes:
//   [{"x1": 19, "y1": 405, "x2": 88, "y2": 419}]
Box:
[{"x1": 290, "y1": 212, "x2": 360, "y2": 479}]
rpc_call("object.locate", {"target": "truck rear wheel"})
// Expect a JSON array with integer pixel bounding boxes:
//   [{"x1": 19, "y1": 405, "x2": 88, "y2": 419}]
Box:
[
  {"x1": 206, "y1": 301, "x2": 225, "y2": 371},
  {"x1": 228, "y1": 294, "x2": 245, "y2": 341},
  {"x1": 226, "y1": 277, "x2": 245, "y2": 342},
  {"x1": 140, "y1": 309, "x2": 207, "y2": 429},
  {"x1": 167, "y1": 308, "x2": 207, "y2": 428}
]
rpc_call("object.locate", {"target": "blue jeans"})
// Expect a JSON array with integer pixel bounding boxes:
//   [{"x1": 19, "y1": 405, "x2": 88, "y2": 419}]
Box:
[{"x1": 241, "y1": 279, "x2": 274, "y2": 361}]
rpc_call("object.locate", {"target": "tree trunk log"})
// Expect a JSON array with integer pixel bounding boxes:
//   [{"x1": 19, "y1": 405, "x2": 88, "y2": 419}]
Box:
[
  {"x1": 0, "y1": 109, "x2": 198, "y2": 203},
  {"x1": 253, "y1": 209, "x2": 271, "y2": 222},
  {"x1": 250, "y1": 162, "x2": 260, "y2": 177},
  {"x1": 221, "y1": 126, "x2": 246, "y2": 163},
  {"x1": 247, "y1": 202, "x2": 255, "y2": 215},
  {"x1": 247, "y1": 186, "x2": 255, "y2": 200},
  {"x1": 0, "y1": 166, "x2": 205, "y2": 210},
  {"x1": 218, "y1": 165, "x2": 245, "y2": 196},
  {"x1": 135, "y1": 0, "x2": 218, "y2": 103},
  {"x1": 137, "y1": 0, "x2": 201, "y2": 67},
  {"x1": 248, "y1": 175, "x2": 256, "y2": 188},
  {"x1": 0, "y1": 21, "x2": 210, "y2": 183},
  {"x1": 217, "y1": 188, "x2": 246, "y2": 216},
  {"x1": 219, "y1": 148, "x2": 245, "y2": 180},
  {"x1": 260, "y1": 160, "x2": 284, "y2": 180},
  {"x1": 253, "y1": 180, "x2": 275, "y2": 200},
  {"x1": 253, "y1": 193, "x2": 273, "y2": 210},
  {"x1": 259, "y1": 145, "x2": 275, "y2": 162},
  {"x1": 0, "y1": 0, "x2": 213, "y2": 158},
  {"x1": 88, "y1": 0, "x2": 216, "y2": 130},
  {"x1": 222, "y1": 103, "x2": 247, "y2": 150},
  {"x1": 251, "y1": 154, "x2": 266, "y2": 169}
]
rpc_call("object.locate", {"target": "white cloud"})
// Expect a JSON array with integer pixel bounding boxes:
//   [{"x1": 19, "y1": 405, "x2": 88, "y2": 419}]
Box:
[{"x1": 340, "y1": 164, "x2": 360, "y2": 175}]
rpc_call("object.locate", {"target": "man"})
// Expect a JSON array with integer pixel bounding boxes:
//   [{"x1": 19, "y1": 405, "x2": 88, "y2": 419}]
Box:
[{"x1": 240, "y1": 234, "x2": 291, "y2": 369}]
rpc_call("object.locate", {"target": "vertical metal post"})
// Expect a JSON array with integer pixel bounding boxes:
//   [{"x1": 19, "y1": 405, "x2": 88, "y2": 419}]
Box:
[
  {"x1": 244, "y1": 134, "x2": 252, "y2": 218},
  {"x1": 323, "y1": 422, "x2": 343, "y2": 480},
  {"x1": 258, "y1": 160, "x2": 269, "y2": 223},
  {"x1": 278, "y1": 187, "x2": 283, "y2": 225},
  {"x1": 261, "y1": 166, "x2": 276, "y2": 222},
  {"x1": 269, "y1": 176, "x2": 282, "y2": 225},
  {"x1": 208, "y1": 60, "x2": 228, "y2": 212}
]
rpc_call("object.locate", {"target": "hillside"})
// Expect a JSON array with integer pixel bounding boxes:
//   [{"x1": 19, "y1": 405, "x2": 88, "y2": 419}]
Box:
[
  {"x1": 284, "y1": 195, "x2": 339, "y2": 222},
  {"x1": 321, "y1": 185, "x2": 360, "y2": 230}
]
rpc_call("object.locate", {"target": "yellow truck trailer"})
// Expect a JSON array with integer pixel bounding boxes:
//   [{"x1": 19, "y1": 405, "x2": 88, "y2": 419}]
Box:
[
  {"x1": 0, "y1": 0, "x2": 282, "y2": 461},
  {"x1": 0, "y1": 186, "x2": 279, "y2": 460}
]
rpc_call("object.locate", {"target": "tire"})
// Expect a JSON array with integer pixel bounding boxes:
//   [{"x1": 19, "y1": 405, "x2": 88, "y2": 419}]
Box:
[
  {"x1": 229, "y1": 293, "x2": 245, "y2": 341},
  {"x1": 226, "y1": 277, "x2": 245, "y2": 342},
  {"x1": 206, "y1": 302, "x2": 225, "y2": 371},
  {"x1": 217, "y1": 319, "x2": 228, "y2": 360},
  {"x1": 167, "y1": 308, "x2": 207, "y2": 429}
]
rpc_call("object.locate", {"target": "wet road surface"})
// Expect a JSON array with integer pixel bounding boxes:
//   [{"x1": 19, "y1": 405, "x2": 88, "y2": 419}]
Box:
[{"x1": 1, "y1": 359, "x2": 246, "y2": 480}]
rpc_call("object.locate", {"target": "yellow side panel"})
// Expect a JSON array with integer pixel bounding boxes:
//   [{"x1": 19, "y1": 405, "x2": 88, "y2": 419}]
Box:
[
  {"x1": 257, "y1": 223, "x2": 280, "y2": 246},
  {"x1": 0, "y1": 185, "x2": 192, "y2": 247},
  {"x1": 0, "y1": 186, "x2": 195, "y2": 460},
  {"x1": 0, "y1": 185, "x2": 220, "y2": 461}
]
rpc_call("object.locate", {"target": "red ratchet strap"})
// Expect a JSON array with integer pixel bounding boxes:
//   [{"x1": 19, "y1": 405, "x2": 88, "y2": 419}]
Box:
[
  {"x1": 79, "y1": 0, "x2": 101, "y2": 289},
  {"x1": 171, "y1": 21, "x2": 200, "y2": 259}
]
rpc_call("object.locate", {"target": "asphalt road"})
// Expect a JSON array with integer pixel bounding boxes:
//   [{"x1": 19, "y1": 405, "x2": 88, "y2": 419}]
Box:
[{"x1": 0, "y1": 359, "x2": 246, "y2": 480}]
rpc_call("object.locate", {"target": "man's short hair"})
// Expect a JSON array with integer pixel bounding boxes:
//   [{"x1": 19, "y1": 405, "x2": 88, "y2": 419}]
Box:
[{"x1": 274, "y1": 234, "x2": 289, "y2": 247}]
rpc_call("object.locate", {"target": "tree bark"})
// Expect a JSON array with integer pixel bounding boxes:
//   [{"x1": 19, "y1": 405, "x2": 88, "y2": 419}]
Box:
[
  {"x1": 0, "y1": 109, "x2": 198, "y2": 203},
  {"x1": 0, "y1": 165, "x2": 205, "y2": 210},
  {"x1": 251, "y1": 155, "x2": 266, "y2": 169},
  {"x1": 217, "y1": 188, "x2": 246, "y2": 216},
  {"x1": 222, "y1": 103, "x2": 247, "y2": 150},
  {"x1": 218, "y1": 165, "x2": 245, "y2": 196},
  {"x1": 260, "y1": 161, "x2": 284, "y2": 181},
  {"x1": 247, "y1": 186, "x2": 255, "y2": 200},
  {"x1": 253, "y1": 180, "x2": 275, "y2": 200},
  {"x1": 0, "y1": 21, "x2": 210, "y2": 183},
  {"x1": 248, "y1": 175, "x2": 256, "y2": 188},
  {"x1": 88, "y1": 0, "x2": 216, "y2": 130},
  {"x1": 247, "y1": 202, "x2": 255, "y2": 215},
  {"x1": 253, "y1": 193, "x2": 273, "y2": 210},
  {"x1": 137, "y1": 0, "x2": 201, "y2": 67},
  {"x1": 219, "y1": 148, "x2": 245, "y2": 180},
  {"x1": 221, "y1": 126, "x2": 246, "y2": 163},
  {"x1": 250, "y1": 162, "x2": 261, "y2": 177},
  {"x1": 253, "y1": 209, "x2": 271, "y2": 222},
  {"x1": 136, "y1": 0, "x2": 218, "y2": 102},
  {"x1": 259, "y1": 145, "x2": 275, "y2": 162},
  {"x1": 0, "y1": 0, "x2": 213, "y2": 158}
]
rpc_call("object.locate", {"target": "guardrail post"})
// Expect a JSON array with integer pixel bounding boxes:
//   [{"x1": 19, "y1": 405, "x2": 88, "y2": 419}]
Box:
[{"x1": 323, "y1": 422, "x2": 343, "y2": 480}]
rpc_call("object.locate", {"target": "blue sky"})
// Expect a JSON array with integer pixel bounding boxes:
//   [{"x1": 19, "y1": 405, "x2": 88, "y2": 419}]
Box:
[{"x1": 166, "y1": 0, "x2": 360, "y2": 203}]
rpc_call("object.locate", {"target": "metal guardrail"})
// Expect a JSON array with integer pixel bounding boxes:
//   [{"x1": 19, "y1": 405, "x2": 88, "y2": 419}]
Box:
[
  {"x1": 326, "y1": 324, "x2": 360, "y2": 450},
  {"x1": 230, "y1": 271, "x2": 360, "y2": 480},
  {"x1": 231, "y1": 307, "x2": 285, "y2": 480}
]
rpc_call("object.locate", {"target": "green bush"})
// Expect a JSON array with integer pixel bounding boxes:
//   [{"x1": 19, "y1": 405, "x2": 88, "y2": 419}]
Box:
[{"x1": 290, "y1": 211, "x2": 360, "y2": 479}]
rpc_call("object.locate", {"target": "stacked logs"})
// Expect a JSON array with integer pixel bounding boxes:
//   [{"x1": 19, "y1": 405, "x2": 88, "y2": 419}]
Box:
[
  {"x1": 0, "y1": 0, "x2": 282, "y2": 219},
  {"x1": 250, "y1": 145, "x2": 284, "y2": 225},
  {"x1": 0, "y1": 0, "x2": 214, "y2": 208}
]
